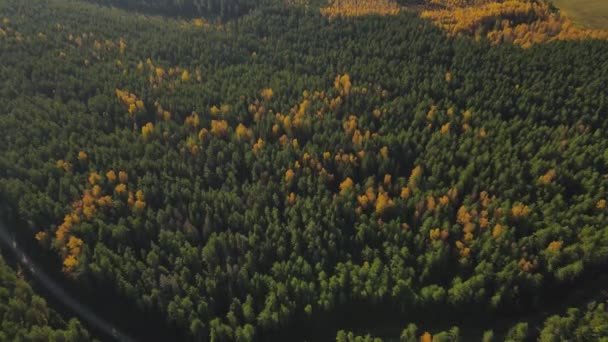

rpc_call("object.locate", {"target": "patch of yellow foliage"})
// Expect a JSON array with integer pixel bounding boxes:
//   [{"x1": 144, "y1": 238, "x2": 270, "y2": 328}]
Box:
[
  {"x1": 210, "y1": 120, "x2": 229, "y2": 137},
  {"x1": 538, "y1": 168, "x2": 556, "y2": 185},
  {"x1": 321, "y1": 0, "x2": 400, "y2": 18},
  {"x1": 340, "y1": 177, "x2": 354, "y2": 194},
  {"x1": 547, "y1": 240, "x2": 563, "y2": 252},
  {"x1": 142, "y1": 122, "x2": 154, "y2": 140},
  {"x1": 420, "y1": 0, "x2": 608, "y2": 47},
  {"x1": 285, "y1": 169, "x2": 295, "y2": 183}
]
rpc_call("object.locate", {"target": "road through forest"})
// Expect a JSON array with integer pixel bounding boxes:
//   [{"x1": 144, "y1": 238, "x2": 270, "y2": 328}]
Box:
[{"x1": 0, "y1": 221, "x2": 135, "y2": 342}]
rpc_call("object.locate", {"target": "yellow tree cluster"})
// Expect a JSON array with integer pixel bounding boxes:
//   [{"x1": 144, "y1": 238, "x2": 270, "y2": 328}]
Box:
[
  {"x1": 420, "y1": 0, "x2": 608, "y2": 47},
  {"x1": 252, "y1": 138, "x2": 264, "y2": 153},
  {"x1": 209, "y1": 104, "x2": 230, "y2": 116},
  {"x1": 52, "y1": 171, "x2": 110, "y2": 273},
  {"x1": 181, "y1": 69, "x2": 191, "y2": 82},
  {"x1": 333, "y1": 149, "x2": 363, "y2": 166},
  {"x1": 538, "y1": 168, "x2": 556, "y2": 185},
  {"x1": 134, "y1": 190, "x2": 146, "y2": 212},
  {"x1": 249, "y1": 101, "x2": 267, "y2": 123},
  {"x1": 261, "y1": 88, "x2": 274, "y2": 101},
  {"x1": 276, "y1": 98, "x2": 314, "y2": 136},
  {"x1": 340, "y1": 177, "x2": 354, "y2": 194},
  {"x1": 138, "y1": 58, "x2": 199, "y2": 88},
  {"x1": 519, "y1": 257, "x2": 537, "y2": 272},
  {"x1": 407, "y1": 165, "x2": 422, "y2": 190},
  {"x1": 154, "y1": 101, "x2": 172, "y2": 122},
  {"x1": 186, "y1": 136, "x2": 200, "y2": 156},
  {"x1": 56, "y1": 159, "x2": 73, "y2": 173},
  {"x1": 142, "y1": 122, "x2": 154, "y2": 140},
  {"x1": 192, "y1": 18, "x2": 211, "y2": 28},
  {"x1": 547, "y1": 240, "x2": 563, "y2": 252},
  {"x1": 334, "y1": 74, "x2": 352, "y2": 96},
  {"x1": 453, "y1": 191, "x2": 502, "y2": 257},
  {"x1": 115, "y1": 88, "x2": 145, "y2": 118},
  {"x1": 285, "y1": 168, "x2": 295, "y2": 183},
  {"x1": 321, "y1": 0, "x2": 400, "y2": 18},
  {"x1": 185, "y1": 112, "x2": 200, "y2": 129},
  {"x1": 78, "y1": 150, "x2": 88, "y2": 161},
  {"x1": 354, "y1": 183, "x2": 394, "y2": 215},
  {"x1": 235, "y1": 123, "x2": 252, "y2": 141},
  {"x1": 51, "y1": 168, "x2": 145, "y2": 273},
  {"x1": 511, "y1": 202, "x2": 531, "y2": 218},
  {"x1": 210, "y1": 120, "x2": 229, "y2": 137},
  {"x1": 292, "y1": 152, "x2": 335, "y2": 183}
]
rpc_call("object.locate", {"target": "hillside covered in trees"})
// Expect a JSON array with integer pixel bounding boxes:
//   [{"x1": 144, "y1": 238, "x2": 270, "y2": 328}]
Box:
[{"x1": 1, "y1": 0, "x2": 608, "y2": 340}]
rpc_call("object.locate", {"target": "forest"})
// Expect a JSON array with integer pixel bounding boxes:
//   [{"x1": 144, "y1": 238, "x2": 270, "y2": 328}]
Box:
[
  {"x1": 0, "y1": 253, "x2": 92, "y2": 341},
  {"x1": 1, "y1": 0, "x2": 608, "y2": 340}
]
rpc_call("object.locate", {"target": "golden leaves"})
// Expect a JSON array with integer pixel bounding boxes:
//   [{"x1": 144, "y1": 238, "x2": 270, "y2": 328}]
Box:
[
  {"x1": 334, "y1": 74, "x2": 352, "y2": 95},
  {"x1": 181, "y1": 70, "x2": 190, "y2": 82},
  {"x1": 261, "y1": 88, "x2": 274, "y2": 101},
  {"x1": 380, "y1": 146, "x2": 389, "y2": 159},
  {"x1": 142, "y1": 122, "x2": 154, "y2": 140},
  {"x1": 253, "y1": 138, "x2": 264, "y2": 153},
  {"x1": 235, "y1": 123, "x2": 251, "y2": 141},
  {"x1": 116, "y1": 89, "x2": 144, "y2": 118},
  {"x1": 285, "y1": 169, "x2": 295, "y2": 183},
  {"x1": 440, "y1": 122, "x2": 450, "y2": 134},
  {"x1": 88, "y1": 172, "x2": 102, "y2": 186},
  {"x1": 63, "y1": 255, "x2": 78, "y2": 272},
  {"x1": 343, "y1": 115, "x2": 357, "y2": 135},
  {"x1": 547, "y1": 240, "x2": 563, "y2": 252},
  {"x1": 519, "y1": 258, "x2": 537, "y2": 272},
  {"x1": 192, "y1": 18, "x2": 209, "y2": 28},
  {"x1": 35, "y1": 231, "x2": 47, "y2": 242},
  {"x1": 106, "y1": 170, "x2": 117, "y2": 183},
  {"x1": 119, "y1": 170, "x2": 128, "y2": 183},
  {"x1": 340, "y1": 177, "x2": 354, "y2": 194},
  {"x1": 429, "y1": 228, "x2": 441, "y2": 241},
  {"x1": 492, "y1": 223, "x2": 503, "y2": 238},
  {"x1": 185, "y1": 112, "x2": 200, "y2": 129},
  {"x1": 78, "y1": 150, "x2": 88, "y2": 161},
  {"x1": 408, "y1": 165, "x2": 422, "y2": 190},
  {"x1": 400, "y1": 187, "x2": 410, "y2": 199},
  {"x1": 511, "y1": 202, "x2": 531, "y2": 218},
  {"x1": 56, "y1": 159, "x2": 73, "y2": 173},
  {"x1": 288, "y1": 192, "x2": 297, "y2": 206},
  {"x1": 375, "y1": 191, "x2": 393, "y2": 214},
  {"x1": 420, "y1": 0, "x2": 608, "y2": 47},
  {"x1": 210, "y1": 120, "x2": 229, "y2": 137},
  {"x1": 115, "y1": 183, "x2": 127, "y2": 195},
  {"x1": 538, "y1": 169, "x2": 556, "y2": 185},
  {"x1": 321, "y1": 0, "x2": 400, "y2": 18}
]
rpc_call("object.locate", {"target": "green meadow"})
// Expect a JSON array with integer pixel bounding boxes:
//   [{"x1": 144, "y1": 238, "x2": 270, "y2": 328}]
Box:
[{"x1": 553, "y1": 0, "x2": 608, "y2": 29}]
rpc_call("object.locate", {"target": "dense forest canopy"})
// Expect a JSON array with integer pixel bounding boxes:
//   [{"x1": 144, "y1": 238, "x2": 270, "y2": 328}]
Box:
[
  {"x1": 1, "y1": 0, "x2": 608, "y2": 340},
  {"x1": 84, "y1": 0, "x2": 263, "y2": 18}
]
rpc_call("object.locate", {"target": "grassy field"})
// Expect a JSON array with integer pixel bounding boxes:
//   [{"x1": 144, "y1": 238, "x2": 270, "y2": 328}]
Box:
[{"x1": 552, "y1": 0, "x2": 608, "y2": 29}]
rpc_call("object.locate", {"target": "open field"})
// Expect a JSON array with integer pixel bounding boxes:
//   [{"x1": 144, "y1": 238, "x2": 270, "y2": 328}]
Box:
[{"x1": 553, "y1": 0, "x2": 608, "y2": 29}]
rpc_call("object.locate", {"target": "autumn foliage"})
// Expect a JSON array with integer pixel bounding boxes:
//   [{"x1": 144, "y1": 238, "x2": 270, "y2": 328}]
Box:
[
  {"x1": 420, "y1": 0, "x2": 608, "y2": 47},
  {"x1": 321, "y1": 0, "x2": 400, "y2": 18}
]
